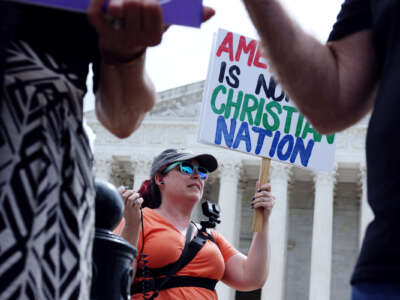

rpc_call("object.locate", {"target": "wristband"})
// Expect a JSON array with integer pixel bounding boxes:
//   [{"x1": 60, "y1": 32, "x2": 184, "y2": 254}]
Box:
[{"x1": 102, "y1": 48, "x2": 146, "y2": 68}]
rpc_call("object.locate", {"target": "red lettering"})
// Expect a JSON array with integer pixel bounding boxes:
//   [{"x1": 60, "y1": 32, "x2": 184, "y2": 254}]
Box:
[
  {"x1": 216, "y1": 32, "x2": 234, "y2": 61},
  {"x1": 235, "y1": 36, "x2": 257, "y2": 67},
  {"x1": 254, "y1": 46, "x2": 267, "y2": 69}
]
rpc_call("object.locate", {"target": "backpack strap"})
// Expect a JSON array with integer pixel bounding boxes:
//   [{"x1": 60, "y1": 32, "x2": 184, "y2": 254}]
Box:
[
  {"x1": 132, "y1": 225, "x2": 216, "y2": 298},
  {"x1": 135, "y1": 227, "x2": 216, "y2": 278},
  {"x1": 131, "y1": 276, "x2": 218, "y2": 294}
]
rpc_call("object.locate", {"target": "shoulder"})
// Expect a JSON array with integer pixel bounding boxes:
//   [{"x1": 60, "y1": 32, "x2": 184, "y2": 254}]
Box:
[{"x1": 328, "y1": 0, "x2": 372, "y2": 42}]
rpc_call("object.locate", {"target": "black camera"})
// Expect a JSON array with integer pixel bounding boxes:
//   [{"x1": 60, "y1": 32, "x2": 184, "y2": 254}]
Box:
[
  {"x1": 202, "y1": 201, "x2": 220, "y2": 219},
  {"x1": 200, "y1": 201, "x2": 221, "y2": 231}
]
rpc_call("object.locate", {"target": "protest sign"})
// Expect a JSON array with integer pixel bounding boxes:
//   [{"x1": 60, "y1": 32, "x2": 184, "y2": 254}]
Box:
[
  {"x1": 7, "y1": 0, "x2": 203, "y2": 27},
  {"x1": 198, "y1": 29, "x2": 336, "y2": 231},
  {"x1": 198, "y1": 29, "x2": 336, "y2": 172}
]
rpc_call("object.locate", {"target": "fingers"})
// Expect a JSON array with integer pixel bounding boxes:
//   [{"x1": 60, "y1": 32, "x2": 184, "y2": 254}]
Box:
[
  {"x1": 256, "y1": 183, "x2": 271, "y2": 192},
  {"x1": 124, "y1": 0, "x2": 142, "y2": 40},
  {"x1": 142, "y1": 0, "x2": 163, "y2": 46},
  {"x1": 125, "y1": 195, "x2": 143, "y2": 209},
  {"x1": 252, "y1": 183, "x2": 274, "y2": 210},
  {"x1": 121, "y1": 190, "x2": 142, "y2": 207},
  {"x1": 126, "y1": 192, "x2": 143, "y2": 207},
  {"x1": 107, "y1": 0, "x2": 125, "y2": 19},
  {"x1": 88, "y1": 0, "x2": 110, "y2": 31},
  {"x1": 118, "y1": 185, "x2": 128, "y2": 193},
  {"x1": 252, "y1": 194, "x2": 275, "y2": 209},
  {"x1": 202, "y1": 6, "x2": 215, "y2": 23}
]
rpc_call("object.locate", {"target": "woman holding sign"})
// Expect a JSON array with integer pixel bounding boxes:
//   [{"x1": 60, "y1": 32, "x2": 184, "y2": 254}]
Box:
[{"x1": 118, "y1": 148, "x2": 275, "y2": 299}]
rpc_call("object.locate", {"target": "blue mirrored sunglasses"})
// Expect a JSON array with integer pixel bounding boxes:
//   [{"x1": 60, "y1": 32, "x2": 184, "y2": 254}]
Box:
[{"x1": 162, "y1": 161, "x2": 209, "y2": 180}]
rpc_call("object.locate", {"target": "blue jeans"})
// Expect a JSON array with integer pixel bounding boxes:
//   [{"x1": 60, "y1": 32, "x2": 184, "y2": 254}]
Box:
[{"x1": 352, "y1": 283, "x2": 400, "y2": 300}]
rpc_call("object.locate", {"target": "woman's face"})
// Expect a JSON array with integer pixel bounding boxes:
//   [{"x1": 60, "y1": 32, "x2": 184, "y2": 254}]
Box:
[{"x1": 160, "y1": 160, "x2": 206, "y2": 203}]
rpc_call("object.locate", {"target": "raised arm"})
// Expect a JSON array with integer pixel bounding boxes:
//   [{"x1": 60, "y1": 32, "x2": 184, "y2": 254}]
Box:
[
  {"x1": 222, "y1": 183, "x2": 274, "y2": 291},
  {"x1": 242, "y1": 0, "x2": 378, "y2": 134},
  {"x1": 88, "y1": 0, "x2": 215, "y2": 138},
  {"x1": 88, "y1": 0, "x2": 162, "y2": 138}
]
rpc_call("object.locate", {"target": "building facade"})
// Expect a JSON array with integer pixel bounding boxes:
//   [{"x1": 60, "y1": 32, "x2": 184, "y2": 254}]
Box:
[{"x1": 85, "y1": 81, "x2": 373, "y2": 300}]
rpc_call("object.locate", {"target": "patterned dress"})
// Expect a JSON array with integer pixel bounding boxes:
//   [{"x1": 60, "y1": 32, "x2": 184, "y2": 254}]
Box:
[{"x1": 0, "y1": 4, "x2": 100, "y2": 299}]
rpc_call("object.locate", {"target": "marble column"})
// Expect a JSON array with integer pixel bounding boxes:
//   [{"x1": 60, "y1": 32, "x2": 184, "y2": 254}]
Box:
[
  {"x1": 216, "y1": 159, "x2": 242, "y2": 300},
  {"x1": 94, "y1": 155, "x2": 113, "y2": 183},
  {"x1": 309, "y1": 170, "x2": 336, "y2": 300},
  {"x1": 133, "y1": 159, "x2": 152, "y2": 191},
  {"x1": 261, "y1": 163, "x2": 291, "y2": 300},
  {"x1": 358, "y1": 164, "x2": 374, "y2": 247}
]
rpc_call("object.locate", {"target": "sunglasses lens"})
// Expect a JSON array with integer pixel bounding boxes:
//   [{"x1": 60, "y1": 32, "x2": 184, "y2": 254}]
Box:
[
  {"x1": 180, "y1": 162, "x2": 194, "y2": 175},
  {"x1": 198, "y1": 167, "x2": 209, "y2": 180}
]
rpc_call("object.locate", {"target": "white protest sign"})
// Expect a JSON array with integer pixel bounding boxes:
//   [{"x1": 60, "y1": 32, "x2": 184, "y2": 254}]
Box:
[{"x1": 198, "y1": 29, "x2": 335, "y2": 172}]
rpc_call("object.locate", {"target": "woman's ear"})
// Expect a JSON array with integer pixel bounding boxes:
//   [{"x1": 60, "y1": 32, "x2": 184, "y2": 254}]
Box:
[{"x1": 154, "y1": 174, "x2": 164, "y2": 186}]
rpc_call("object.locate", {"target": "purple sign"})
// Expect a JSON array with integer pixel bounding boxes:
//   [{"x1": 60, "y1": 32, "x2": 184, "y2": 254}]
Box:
[
  {"x1": 161, "y1": 0, "x2": 202, "y2": 28},
  {"x1": 8, "y1": 0, "x2": 203, "y2": 27}
]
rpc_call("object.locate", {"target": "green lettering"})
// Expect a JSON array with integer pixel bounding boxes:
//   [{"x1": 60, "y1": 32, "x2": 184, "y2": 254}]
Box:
[
  {"x1": 254, "y1": 97, "x2": 265, "y2": 126},
  {"x1": 262, "y1": 101, "x2": 282, "y2": 131},
  {"x1": 301, "y1": 121, "x2": 322, "y2": 141},
  {"x1": 295, "y1": 114, "x2": 304, "y2": 137},
  {"x1": 211, "y1": 85, "x2": 226, "y2": 115},
  {"x1": 325, "y1": 134, "x2": 335, "y2": 144},
  {"x1": 224, "y1": 88, "x2": 243, "y2": 119},
  {"x1": 282, "y1": 106, "x2": 298, "y2": 134},
  {"x1": 240, "y1": 94, "x2": 258, "y2": 125}
]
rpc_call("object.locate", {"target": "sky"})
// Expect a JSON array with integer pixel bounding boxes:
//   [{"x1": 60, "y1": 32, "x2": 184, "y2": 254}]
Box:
[{"x1": 84, "y1": 0, "x2": 343, "y2": 111}]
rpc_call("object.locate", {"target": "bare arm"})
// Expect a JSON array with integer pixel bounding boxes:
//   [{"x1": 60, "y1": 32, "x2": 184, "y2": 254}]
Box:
[
  {"x1": 88, "y1": 0, "x2": 215, "y2": 138},
  {"x1": 242, "y1": 0, "x2": 378, "y2": 133},
  {"x1": 88, "y1": 0, "x2": 162, "y2": 138},
  {"x1": 222, "y1": 183, "x2": 274, "y2": 291},
  {"x1": 96, "y1": 55, "x2": 156, "y2": 138}
]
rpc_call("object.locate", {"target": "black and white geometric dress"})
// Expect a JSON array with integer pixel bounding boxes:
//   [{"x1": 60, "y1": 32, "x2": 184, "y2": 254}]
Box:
[{"x1": 0, "y1": 4, "x2": 100, "y2": 299}]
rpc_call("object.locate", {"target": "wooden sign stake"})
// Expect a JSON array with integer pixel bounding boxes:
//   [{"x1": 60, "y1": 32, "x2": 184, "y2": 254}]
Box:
[{"x1": 252, "y1": 157, "x2": 271, "y2": 232}]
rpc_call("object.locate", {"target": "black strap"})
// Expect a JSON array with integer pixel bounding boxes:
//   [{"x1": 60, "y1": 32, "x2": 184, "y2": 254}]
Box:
[
  {"x1": 131, "y1": 276, "x2": 217, "y2": 294},
  {"x1": 132, "y1": 225, "x2": 216, "y2": 298},
  {"x1": 135, "y1": 229, "x2": 215, "y2": 278},
  {"x1": 143, "y1": 224, "x2": 193, "y2": 299}
]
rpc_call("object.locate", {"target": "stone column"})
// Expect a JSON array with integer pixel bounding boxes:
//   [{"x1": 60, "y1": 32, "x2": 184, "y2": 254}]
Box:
[
  {"x1": 216, "y1": 159, "x2": 242, "y2": 300},
  {"x1": 261, "y1": 163, "x2": 291, "y2": 300},
  {"x1": 133, "y1": 159, "x2": 152, "y2": 191},
  {"x1": 309, "y1": 170, "x2": 336, "y2": 300},
  {"x1": 94, "y1": 155, "x2": 113, "y2": 183},
  {"x1": 358, "y1": 164, "x2": 374, "y2": 247}
]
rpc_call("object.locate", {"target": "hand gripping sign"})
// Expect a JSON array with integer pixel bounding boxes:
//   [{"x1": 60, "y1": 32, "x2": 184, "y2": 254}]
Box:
[
  {"x1": 7, "y1": 0, "x2": 203, "y2": 28},
  {"x1": 197, "y1": 29, "x2": 336, "y2": 232}
]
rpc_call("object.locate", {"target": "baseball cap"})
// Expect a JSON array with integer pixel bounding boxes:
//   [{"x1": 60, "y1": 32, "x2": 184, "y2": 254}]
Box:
[{"x1": 150, "y1": 148, "x2": 218, "y2": 177}]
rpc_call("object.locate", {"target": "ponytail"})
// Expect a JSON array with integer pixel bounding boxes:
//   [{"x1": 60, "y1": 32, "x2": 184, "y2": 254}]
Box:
[{"x1": 137, "y1": 178, "x2": 161, "y2": 209}]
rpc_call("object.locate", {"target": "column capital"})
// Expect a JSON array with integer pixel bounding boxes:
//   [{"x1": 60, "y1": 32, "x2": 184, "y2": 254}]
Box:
[
  {"x1": 218, "y1": 158, "x2": 243, "y2": 179},
  {"x1": 313, "y1": 169, "x2": 337, "y2": 185},
  {"x1": 134, "y1": 158, "x2": 153, "y2": 173},
  {"x1": 270, "y1": 162, "x2": 292, "y2": 183}
]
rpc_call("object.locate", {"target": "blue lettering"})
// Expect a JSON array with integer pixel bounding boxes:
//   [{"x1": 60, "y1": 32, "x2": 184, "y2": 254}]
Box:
[
  {"x1": 252, "y1": 126, "x2": 272, "y2": 155},
  {"x1": 277, "y1": 134, "x2": 294, "y2": 161},
  {"x1": 215, "y1": 116, "x2": 236, "y2": 147},
  {"x1": 233, "y1": 122, "x2": 251, "y2": 152},
  {"x1": 290, "y1": 138, "x2": 314, "y2": 167},
  {"x1": 269, "y1": 130, "x2": 281, "y2": 157}
]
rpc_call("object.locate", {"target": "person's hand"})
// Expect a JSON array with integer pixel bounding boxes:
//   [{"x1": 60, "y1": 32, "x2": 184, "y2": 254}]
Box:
[
  {"x1": 202, "y1": 6, "x2": 215, "y2": 23},
  {"x1": 251, "y1": 182, "x2": 275, "y2": 220},
  {"x1": 119, "y1": 186, "x2": 143, "y2": 230},
  {"x1": 88, "y1": 0, "x2": 215, "y2": 65},
  {"x1": 88, "y1": 0, "x2": 164, "y2": 64}
]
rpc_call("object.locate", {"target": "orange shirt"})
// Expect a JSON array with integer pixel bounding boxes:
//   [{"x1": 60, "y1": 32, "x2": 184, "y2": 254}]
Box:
[{"x1": 129, "y1": 208, "x2": 238, "y2": 300}]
